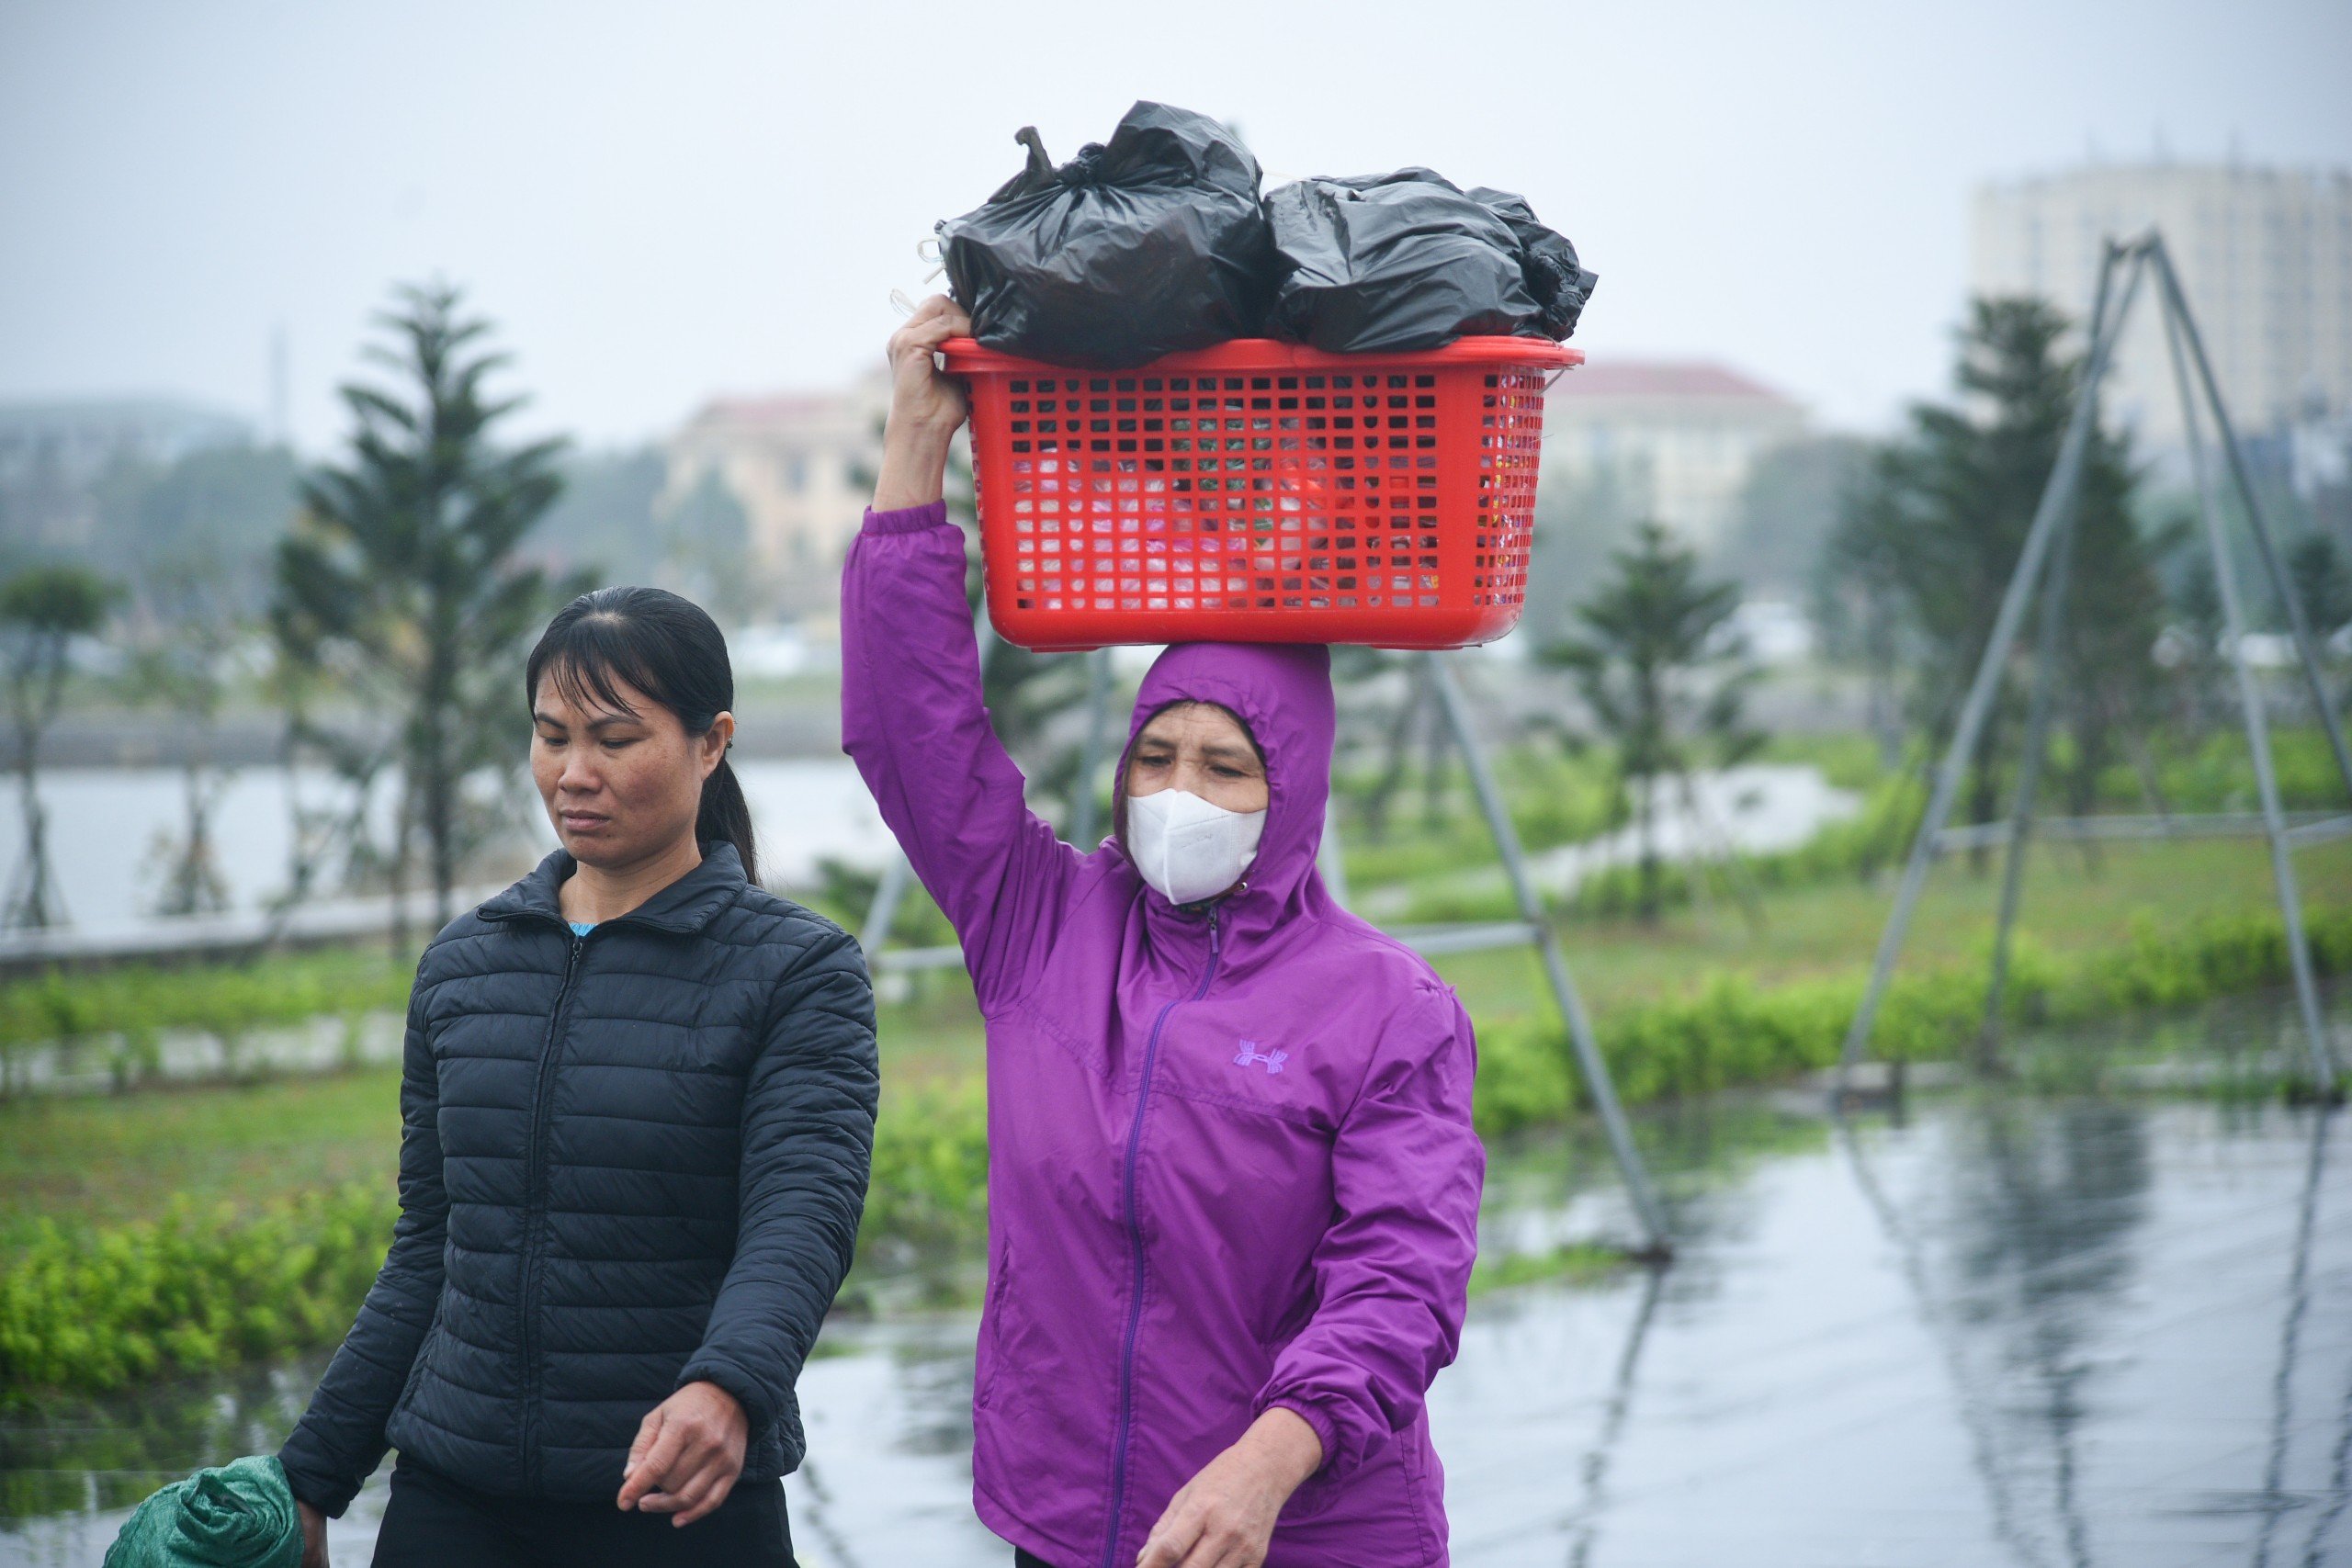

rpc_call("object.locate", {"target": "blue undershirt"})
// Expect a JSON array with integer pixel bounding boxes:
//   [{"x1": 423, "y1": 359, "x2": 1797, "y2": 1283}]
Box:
[{"x1": 568, "y1": 921, "x2": 595, "y2": 938}]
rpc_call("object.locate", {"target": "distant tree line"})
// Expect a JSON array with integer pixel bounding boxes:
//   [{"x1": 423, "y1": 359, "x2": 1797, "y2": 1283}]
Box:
[
  {"x1": 5, "y1": 280, "x2": 2347, "y2": 942},
  {"x1": 1817, "y1": 297, "x2": 2348, "y2": 834},
  {"x1": 1380, "y1": 291, "x2": 2351, "y2": 927},
  {"x1": 0, "y1": 278, "x2": 774, "y2": 934},
  {"x1": 1, "y1": 285, "x2": 591, "y2": 931}
]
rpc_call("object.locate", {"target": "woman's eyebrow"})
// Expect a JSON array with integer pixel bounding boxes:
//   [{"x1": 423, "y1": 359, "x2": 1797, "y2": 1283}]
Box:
[
  {"x1": 1199, "y1": 741, "x2": 1261, "y2": 766},
  {"x1": 530, "y1": 710, "x2": 640, "y2": 731}
]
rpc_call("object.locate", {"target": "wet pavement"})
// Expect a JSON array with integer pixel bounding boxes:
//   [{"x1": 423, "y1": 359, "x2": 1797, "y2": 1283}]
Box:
[
  {"x1": 1442, "y1": 1099, "x2": 2351, "y2": 1567},
  {"x1": 1352, "y1": 762, "x2": 1858, "y2": 920},
  {"x1": 5, "y1": 1080, "x2": 2346, "y2": 1566}
]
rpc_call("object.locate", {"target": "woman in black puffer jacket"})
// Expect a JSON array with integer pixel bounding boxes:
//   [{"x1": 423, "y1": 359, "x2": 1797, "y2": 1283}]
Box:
[{"x1": 279, "y1": 588, "x2": 876, "y2": 1568}]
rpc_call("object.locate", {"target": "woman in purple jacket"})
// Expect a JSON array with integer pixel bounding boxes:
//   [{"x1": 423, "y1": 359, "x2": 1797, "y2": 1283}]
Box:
[{"x1": 842, "y1": 297, "x2": 1484, "y2": 1568}]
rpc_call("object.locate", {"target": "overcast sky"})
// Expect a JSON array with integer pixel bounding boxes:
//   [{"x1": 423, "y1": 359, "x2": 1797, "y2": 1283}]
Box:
[{"x1": 3, "y1": 0, "x2": 2347, "y2": 454}]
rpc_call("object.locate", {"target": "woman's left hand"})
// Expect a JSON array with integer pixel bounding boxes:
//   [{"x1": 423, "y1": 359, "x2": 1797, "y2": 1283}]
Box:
[
  {"x1": 1136, "y1": 1407, "x2": 1324, "y2": 1567},
  {"x1": 616, "y1": 1380, "x2": 749, "y2": 1527}
]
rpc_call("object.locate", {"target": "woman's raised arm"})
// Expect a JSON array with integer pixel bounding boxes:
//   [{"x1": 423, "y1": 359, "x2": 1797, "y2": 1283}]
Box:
[{"x1": 841, "y1": 297, "x2": 1082, "y2": 1011}]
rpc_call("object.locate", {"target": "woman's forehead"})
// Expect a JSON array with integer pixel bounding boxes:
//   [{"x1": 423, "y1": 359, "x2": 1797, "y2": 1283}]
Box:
[
  {"x1": 1136, "y1": 700, "x2": 1260, "y2": 757},
  {"x1": 535, "y1": 658, "x2": 656, "y2": 724}
]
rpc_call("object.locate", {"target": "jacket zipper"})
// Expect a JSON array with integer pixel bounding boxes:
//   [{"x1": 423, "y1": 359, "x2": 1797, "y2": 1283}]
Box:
[
  {"x1": 1102, "y1": 907, "x2": 1221, "y2": 1568},
  {"x1": 517, "y1": 928, "x2": 587, "y2": 1490}
]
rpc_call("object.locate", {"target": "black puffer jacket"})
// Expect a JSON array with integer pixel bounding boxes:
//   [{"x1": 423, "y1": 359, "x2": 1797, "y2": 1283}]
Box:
[{"x1": 279, "y1": 844, "x2": 877, "y2": 1514}]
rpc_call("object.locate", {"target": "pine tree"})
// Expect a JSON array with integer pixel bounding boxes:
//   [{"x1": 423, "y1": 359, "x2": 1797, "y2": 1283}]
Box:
[
  {"x1": 274, "y1": 282, "x2": 576, "y2": 936},
  {"x1": 1542, "y1": 521, "x2": 1761, "y2": 923},
  {"x1": 1823, "y1": 298, "x2": 2158, "y2": 858}
]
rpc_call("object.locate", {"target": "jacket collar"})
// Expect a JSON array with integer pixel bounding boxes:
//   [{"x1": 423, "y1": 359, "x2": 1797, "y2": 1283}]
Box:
[{"x1": 478, "y1": 841, "x2": 748, "y2": 936}]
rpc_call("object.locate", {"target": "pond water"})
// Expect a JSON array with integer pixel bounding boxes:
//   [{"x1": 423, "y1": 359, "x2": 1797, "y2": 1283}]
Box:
[
  {"x1": 10, "y1": 760, "x2": 1847, "y2": 952},
  {"x1": 3, "y1": 760, "x2": 893, "y2": 942},
  {"x1": 7, "y1": 1067, "x2": 2346, "y2": 1568}
]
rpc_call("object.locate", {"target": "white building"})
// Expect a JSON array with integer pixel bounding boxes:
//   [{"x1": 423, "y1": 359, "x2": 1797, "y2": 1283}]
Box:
[
  {"x1": 662, "y1": 378, "x2": 889, "y2": 616},
  {"x1": 1971, "y1": 161, "x2": 2352, "y2": 450},
  {"x1": 1542, "y1": 361, "x2": 1809, "y2": 551}
]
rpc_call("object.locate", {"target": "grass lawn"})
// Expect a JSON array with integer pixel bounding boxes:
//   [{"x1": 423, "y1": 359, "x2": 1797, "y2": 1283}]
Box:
[
  {"x1": 5, "y1": 835, "x2": 2344, "y2": 1240},
  {"x1": 1431, "y1": 836, "x2": 2352, "y2": 1029},
  {"x1": 0, "y1": 980, "x2": 993, "y2": 1240},
  {"x1": 0, "y1": 1069, "x2": 401, "y2": 1241}
]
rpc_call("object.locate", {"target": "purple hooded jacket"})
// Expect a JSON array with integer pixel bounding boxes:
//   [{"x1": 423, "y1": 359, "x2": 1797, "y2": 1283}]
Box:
[{"x1": 842, "y1": 501, "x2": 1483, "y2": 1568}]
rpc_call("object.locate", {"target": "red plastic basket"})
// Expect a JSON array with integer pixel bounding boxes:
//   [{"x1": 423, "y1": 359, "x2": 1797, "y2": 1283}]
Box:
[{"x1": 944, "y1": 335, "x2": 1580, "y2": 650}]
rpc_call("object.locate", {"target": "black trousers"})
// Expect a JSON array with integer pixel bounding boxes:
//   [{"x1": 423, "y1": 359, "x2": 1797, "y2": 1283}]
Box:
[
  {"x1": 1014, "y1": 1551, "x2": 1064, "y2": 1568},
  {"x1": 372, "y1": 1456, "x2": 796, "y2": 1568}
]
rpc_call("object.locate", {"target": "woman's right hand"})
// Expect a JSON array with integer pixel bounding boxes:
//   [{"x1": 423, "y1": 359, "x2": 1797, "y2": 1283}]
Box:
[
  {"x1": 873, "y1": 294, "x2": 972, "y2": 512},
  {"x1": 296, "y1": 1499, "x2": 328, "y2": 1568}
]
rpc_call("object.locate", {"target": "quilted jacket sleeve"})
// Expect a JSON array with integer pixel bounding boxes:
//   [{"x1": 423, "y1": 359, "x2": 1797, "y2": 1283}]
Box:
[
  {"x1": 278, "y1": 972, "x2": 448, "y2": 1517},
  {"x1": 839, "y1": 500, "x2": 1081, "y2": 1012},
  {"x1": 677, "y1": 921, "x2": 879, "y2": 1435},
  {"x1": 1252, "y1": 984, "x2": 1485, "y2": 1485}
]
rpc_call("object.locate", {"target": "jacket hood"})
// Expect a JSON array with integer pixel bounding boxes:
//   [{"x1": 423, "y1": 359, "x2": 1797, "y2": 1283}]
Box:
[{"x1": 1116, "y1": 642, "x2": 1333, "y2": 926}]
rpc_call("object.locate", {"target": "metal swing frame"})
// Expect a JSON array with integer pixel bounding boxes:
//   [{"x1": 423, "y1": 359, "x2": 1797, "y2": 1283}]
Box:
[
  {"x1": 857, "y1": 638, "x2": 1675, "y2": 1258},
  {"x1": 1833, "y1": 231, "x2": 2352, "y2": 1104}
]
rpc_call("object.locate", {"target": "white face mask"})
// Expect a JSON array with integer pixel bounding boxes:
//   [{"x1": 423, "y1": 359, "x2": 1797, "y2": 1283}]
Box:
[{"x1": 1125, "y1": 787, "x2": 1267, "y2": 907}]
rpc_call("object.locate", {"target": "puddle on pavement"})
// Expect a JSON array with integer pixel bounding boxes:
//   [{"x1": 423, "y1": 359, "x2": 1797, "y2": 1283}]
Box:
[{"x1": 6, "y1": 998, "x2": 2347, "y2": 1568}]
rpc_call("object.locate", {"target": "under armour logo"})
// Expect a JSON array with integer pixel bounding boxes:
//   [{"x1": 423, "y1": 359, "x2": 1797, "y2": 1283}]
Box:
[{"x1": 1232, "y1": 1039, "x2": 1288, "y2": 1075}]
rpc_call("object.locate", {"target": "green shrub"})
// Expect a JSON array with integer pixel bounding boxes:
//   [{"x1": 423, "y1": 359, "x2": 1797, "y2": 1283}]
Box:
[
  {"x1": 0, "y1": 950, "x2": 413, "y2": 1093},
  {"x1": 859, "y1": 1077, "x2": 990, "y2": 1258},
  {"x1": 1471, "y1": 904, "x2": 2352, "y2": 1134},
  {"x1": 7, "y1": 903, "x2": 2346, "y2": 1398},
  {"x1": 0, "y1": 1185, "x2": 397, "y2": 1396},
  {"x1": 1467, "y1": 1242, "x2": 1626, "y2": 1295},
  {"x1": 0, "y1": 1076, "x2": 1000, "y2": 1399}
]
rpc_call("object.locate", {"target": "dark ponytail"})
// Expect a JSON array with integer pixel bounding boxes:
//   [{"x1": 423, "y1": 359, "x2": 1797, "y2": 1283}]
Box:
[
  {"x1": 525, "y1": 586, "x2": 758, "y2": 886},
  {"x1": 693, "y1": 749, "x2": 757, "y2": 886}
]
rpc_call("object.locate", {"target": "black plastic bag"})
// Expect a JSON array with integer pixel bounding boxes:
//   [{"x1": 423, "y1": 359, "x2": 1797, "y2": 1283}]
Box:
[
  {"x1": 1464, "y1": 186, "x2": 1599, "y2": 340},
  {"x1": 1263, "y1": 168, "x2": 1597, "y2": 352},
  {"x1": 938, "y1": 101, "x2": 1274, "y2": 368}
]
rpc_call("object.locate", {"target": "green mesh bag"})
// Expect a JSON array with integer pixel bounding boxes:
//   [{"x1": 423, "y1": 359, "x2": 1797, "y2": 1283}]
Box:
[{"x1": 104, "y1": 1454, "x2": 304, "y2": 1568}]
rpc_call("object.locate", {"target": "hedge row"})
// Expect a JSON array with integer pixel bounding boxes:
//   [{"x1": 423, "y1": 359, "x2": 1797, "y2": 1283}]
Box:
[
  {"x1": 1475, "y1": 905, "x2": 2352, "y2": 1133},
  {"x1": 6, "y1": 904, "x2": 2346, "y2": 1397},
  {"x1": 0, "y1": 951, "x2": 413, "y2": 1093}
]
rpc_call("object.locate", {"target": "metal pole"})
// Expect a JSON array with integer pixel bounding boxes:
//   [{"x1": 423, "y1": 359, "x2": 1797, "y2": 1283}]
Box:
[
  {"x1": 1070, "y1": 646, "x2": 1114, "y2": 849},
  {"x1": 1834, "y1": 243, "x2": 2150, "y2": 1097},
  {"x1": 2146, "y1": 238, "x2": 2352, "y2": 802},
  {"x1": 1978, "y1": 495, "x2": 2080, "y2": 1070},
  {"x1": 857, "y1": 853, "x2": 913, "y2": 959},
  {"x1": 1425, "y1": 652, "x2": 1672, "y2": 1255},
  {"x1": 1977, "y1": 256, "x2": 2127, "y2": 1067},
  {"x1": 1979, "y1": 251, "x2": 2125, "y2": 1066},
  {"x1": 1317, "y1": 803, "x2": 1351, "y2": 908},
  {"x1": 2159, "y1": 282, "x2": 2343, "y2": 1094}
]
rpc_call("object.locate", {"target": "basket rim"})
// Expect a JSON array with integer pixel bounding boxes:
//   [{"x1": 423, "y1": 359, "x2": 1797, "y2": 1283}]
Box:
[{"x1": 940, "y1": 335, "x2": 1583, "y2": 377}]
